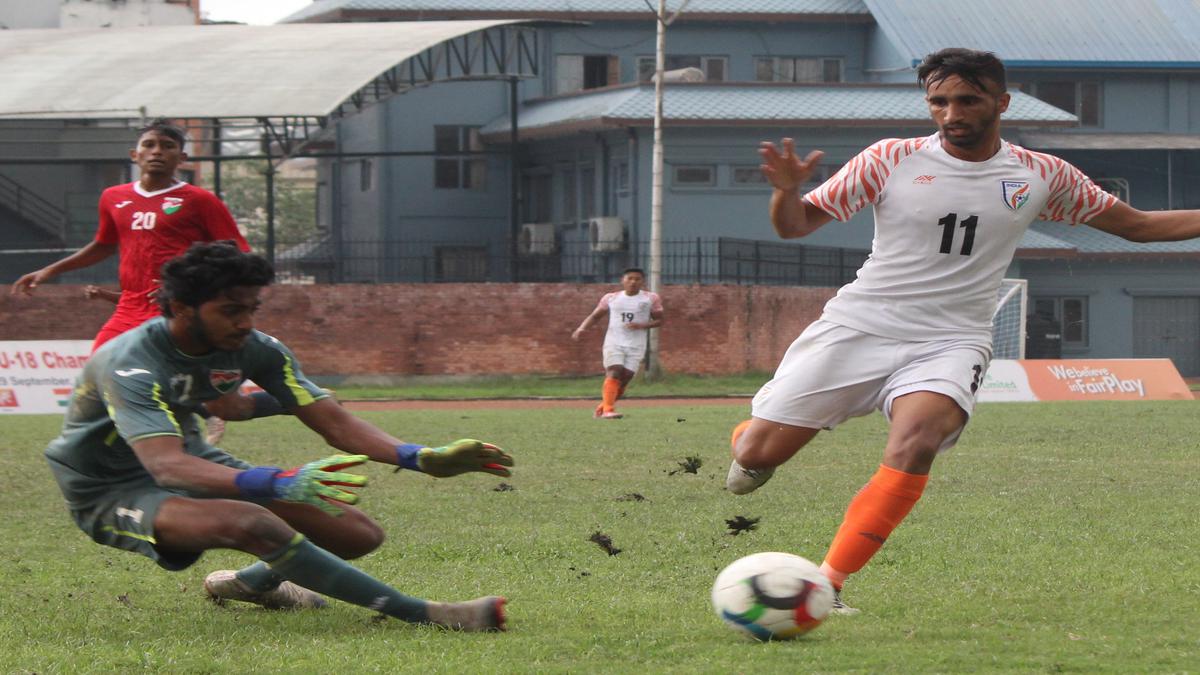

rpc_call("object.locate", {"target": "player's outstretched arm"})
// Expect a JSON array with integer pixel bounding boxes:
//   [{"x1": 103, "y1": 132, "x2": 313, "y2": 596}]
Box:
[
  {"x1": 572, "y1": 306, "x2": 608, "y2": 340},
  {"x1": 292, "y1": 398, "x2": 512, "y2": 478},
  {"x1": 10, "y1": 241, "x2": 117, "y2": 296},
  {"x1": 84, "y1": 285, "x2": 122, "y2": 304},
  {"x1": 131, "y1": 435, "x2": 367, "y2": 515},
  {"x1": 1087, "y1": 201, "x2": 1200, "y2": 243}
]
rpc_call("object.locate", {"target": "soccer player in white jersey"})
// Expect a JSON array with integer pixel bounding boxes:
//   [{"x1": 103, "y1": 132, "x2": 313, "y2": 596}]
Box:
[
  {"x1": 728, "y1": 48, "x2": 1200, "y2": 613},
  {"x1": 572, "y1": 268, "x2": 664, "y2": 418}
]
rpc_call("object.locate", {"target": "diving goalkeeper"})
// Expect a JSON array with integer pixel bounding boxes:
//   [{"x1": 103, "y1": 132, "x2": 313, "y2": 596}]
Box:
[{"x1": 44, "y1": 241, "x2": 513, "y2": 630}]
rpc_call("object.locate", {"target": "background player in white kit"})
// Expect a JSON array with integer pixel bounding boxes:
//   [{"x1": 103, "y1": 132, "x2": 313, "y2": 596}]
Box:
[
  {"x1": 572, "y1": 268, "x2": 664, "y2": 419},
  {"x1": 728, "y1": 48, "x2": 1200, "y2": 613}
]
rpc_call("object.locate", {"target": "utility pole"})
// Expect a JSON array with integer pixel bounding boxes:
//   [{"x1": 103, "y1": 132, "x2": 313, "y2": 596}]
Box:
[{"x1": 646, "y1": 0, "x2": 690, "y2": 380}]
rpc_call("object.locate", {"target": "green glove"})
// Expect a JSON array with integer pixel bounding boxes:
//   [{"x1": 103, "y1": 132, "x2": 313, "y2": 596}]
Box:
[
  {"x1": 397, "y1": 439, "x2": 514, "y2": 478},
  {"x1": 270, "y1": 454, "x2": 369, "y2": 516}
]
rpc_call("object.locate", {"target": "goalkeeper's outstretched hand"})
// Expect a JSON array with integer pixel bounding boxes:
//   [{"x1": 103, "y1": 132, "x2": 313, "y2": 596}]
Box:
[
  {"x1": 417, "y1": 439, "x2": 514, "y2": 478},
  {"x1": 273, "y1": 454, "x2": 370, "y2": 515}
]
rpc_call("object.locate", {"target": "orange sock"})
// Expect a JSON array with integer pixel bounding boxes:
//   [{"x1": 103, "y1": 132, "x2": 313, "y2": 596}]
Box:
[
  {"x1": 822, "y1": 464, "x2": 928, "y2": 587},
  {"x1": 730, "y1": 419, "x2": 753, "y2": 453},
  {"x1": 601, "y1": 377, "x2": 621, "y2": 412}
]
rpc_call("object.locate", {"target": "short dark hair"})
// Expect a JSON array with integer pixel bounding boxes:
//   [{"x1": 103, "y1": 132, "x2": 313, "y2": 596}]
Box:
[
  {"x1": 917, "y1": 48, "x2": 1006, "y2": 94},
  {"x1": 136, "y1": 117, "x2": 188, "y2": 150},
  {"x1": 158, "y1": 241, "x2": 273, "y2": 316},
  {"x1": 622, "y1": 267, "x2": 645, "y2": 277}
]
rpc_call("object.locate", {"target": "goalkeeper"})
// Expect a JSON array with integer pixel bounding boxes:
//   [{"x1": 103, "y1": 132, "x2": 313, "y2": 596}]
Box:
[{"x1": 44, "y1": 242, "x2": 513, "y2": 631}]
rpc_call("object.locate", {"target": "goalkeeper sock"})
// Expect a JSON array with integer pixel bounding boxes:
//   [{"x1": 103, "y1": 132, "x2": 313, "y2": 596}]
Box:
[
  {"x1": 822, "y1": 464, "x2": 928, "y2": 583},
  {"x1": 264, "y1": 534, "x2": 429, "y2": 622},
  {"x1": 235, "y1": 561, "x2": 285, "y2": 592},
  {"x1": 601, "y1": 377, "x2": 620, "y2": 412}
]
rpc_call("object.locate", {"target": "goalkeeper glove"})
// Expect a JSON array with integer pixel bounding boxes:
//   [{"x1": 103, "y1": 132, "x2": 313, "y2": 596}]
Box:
[
  {"x1": 395, "y1": 439, "x2": 513, "y2": 478},
  {"x1": 235, "y1": 454, "x2": 369, "y2": 516}
]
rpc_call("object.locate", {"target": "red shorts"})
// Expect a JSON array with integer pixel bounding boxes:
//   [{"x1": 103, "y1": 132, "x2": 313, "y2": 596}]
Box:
[{"x1": 92, "y1": 308, "x2": 160, "y2": 352}]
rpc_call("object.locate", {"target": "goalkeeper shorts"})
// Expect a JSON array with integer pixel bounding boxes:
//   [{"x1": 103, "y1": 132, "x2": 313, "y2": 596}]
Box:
[{"x1": 750, "y1": 319, "x2": 991, "y2": 450}]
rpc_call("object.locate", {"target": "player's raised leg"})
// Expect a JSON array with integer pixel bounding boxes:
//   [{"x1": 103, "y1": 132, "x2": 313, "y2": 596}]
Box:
[{"x1": 726, "y1": 417, "x2": 820, "y2": 494}]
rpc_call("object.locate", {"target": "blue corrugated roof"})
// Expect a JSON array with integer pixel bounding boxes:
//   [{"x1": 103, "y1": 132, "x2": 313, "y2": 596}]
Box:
[
  {"x1": 865, "y1": 0, "x2": 1200, "y2": 67},
  {"x1": 1029, "y1": 222, "x2": 1200, "y2": 255},
  {"x1": 284, "y1": 0, "x2": 869, "y2": 22},
  {"x1": 480, "y1": 83, "x2": 1075, "y2": 137}
]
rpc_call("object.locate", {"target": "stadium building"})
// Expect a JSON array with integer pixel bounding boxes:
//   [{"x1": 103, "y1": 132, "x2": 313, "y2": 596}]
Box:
[{"x1": 1, "y1": 0, "x2": 1200, "y2": 373}]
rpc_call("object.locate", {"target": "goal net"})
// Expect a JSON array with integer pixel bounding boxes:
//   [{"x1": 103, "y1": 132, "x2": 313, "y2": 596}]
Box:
[{"x1": 991, "y1": 278, "x2": 1028, "y2": 359}]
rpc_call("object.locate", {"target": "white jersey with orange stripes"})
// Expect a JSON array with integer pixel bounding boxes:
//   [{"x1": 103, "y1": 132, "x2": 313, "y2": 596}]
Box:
[
  {"x1": 600, "y1": 290, "x2": 663, "y2": 350},
  {"x1": 804, "y1": 133, "x2": 1116, "y2": 343}
]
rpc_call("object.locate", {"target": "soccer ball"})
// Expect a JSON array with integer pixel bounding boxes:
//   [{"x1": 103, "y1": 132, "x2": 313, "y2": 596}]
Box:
[{"x1": 711, "y1": 552, "x2": 835, "y2": 641}]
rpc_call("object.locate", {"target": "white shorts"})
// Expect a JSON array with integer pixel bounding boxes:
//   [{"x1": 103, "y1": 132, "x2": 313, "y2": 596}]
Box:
[
  {"x1": 751, "y1": 319, "x2": 991, "y2": 450},
  {"x1": 603, "y1": 344, "x2": 645, "y2": 373}
]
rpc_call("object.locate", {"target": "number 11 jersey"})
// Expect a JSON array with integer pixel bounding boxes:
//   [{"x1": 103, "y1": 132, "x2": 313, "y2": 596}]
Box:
[{"x1": 805, "y1": 133, "x2": 1115, "y2": 343}]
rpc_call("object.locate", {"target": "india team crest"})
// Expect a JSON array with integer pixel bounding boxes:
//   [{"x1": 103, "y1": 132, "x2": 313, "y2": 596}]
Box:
[
  {"x1": 209, "y1": 369, "x2": 242, "y2": 394},
  {"x1": 1001, "y1": 180, "x2": 1031, "y2": 211},
  {"x1": 162, "y1": 197, "x2": 183, "y2": 215}
]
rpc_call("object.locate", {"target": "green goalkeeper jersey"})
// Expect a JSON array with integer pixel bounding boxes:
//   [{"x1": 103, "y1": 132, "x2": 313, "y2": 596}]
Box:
[{"x1": 45, "y1": 317, "x2": 328, "y2": 508}]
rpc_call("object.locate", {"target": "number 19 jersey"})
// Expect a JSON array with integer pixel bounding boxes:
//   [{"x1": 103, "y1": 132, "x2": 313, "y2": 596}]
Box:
[{"x1": 805, "y1": 134, "x2": 1116, "y2": 342}]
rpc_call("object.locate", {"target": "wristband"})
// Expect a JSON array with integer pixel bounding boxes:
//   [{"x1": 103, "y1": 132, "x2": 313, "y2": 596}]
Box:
[
  {"x1": 249, "y1": 391, "x2": 287, "y2": 418},
  {"x1": 395, "y1": 443, "x2": 427, "y2": 471},
  {"x1": 235, "y1": 466, "x2": 283, "y2": 497}
]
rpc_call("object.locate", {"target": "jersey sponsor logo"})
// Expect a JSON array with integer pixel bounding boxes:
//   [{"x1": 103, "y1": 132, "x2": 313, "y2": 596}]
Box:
[
  {"x1": 115, "y1": 368, "x2": 151, "y2": 377},
  {"x1": 115, "y1": 507, "x2": 144, "y2": 524},
  {"x1": 162, "y1": 197, "x2": 183, "y2": 215},
  {"x1": 912, "y1": 174, "x2": 936, "y2": 185},
  {"x1": 209, "y1": 368, "x2": 242, "y2": 394},
  {"x1": 114, "y1": 200, "x2": 133, "y2": 209},
  {"x1": 1001, "y1": 180, "x2": 1031, "y2": 211}
]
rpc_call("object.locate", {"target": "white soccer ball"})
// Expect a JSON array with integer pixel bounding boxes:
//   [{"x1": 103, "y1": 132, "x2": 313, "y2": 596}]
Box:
[{"x1": 711, "y1": 552, "x2": 835, "y2": 641}]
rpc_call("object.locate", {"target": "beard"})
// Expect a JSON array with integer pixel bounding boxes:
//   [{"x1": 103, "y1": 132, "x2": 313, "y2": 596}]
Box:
[{"x1": 941, "y1": 109, "x2": 999, "y2": 149}]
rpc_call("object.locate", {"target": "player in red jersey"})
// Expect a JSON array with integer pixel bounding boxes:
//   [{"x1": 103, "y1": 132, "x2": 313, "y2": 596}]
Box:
[
  {"x1": 11, "y1": 118, "x2": 250, "y2": 352},
  {"x1": 12, "y1": 119, "x2": 260, "y2": 441}
]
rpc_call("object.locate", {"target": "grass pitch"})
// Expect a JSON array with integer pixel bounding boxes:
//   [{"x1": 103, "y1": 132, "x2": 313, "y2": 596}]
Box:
[{"x1": 1, "y1": 401, "x2": 1197, "y2": 673}]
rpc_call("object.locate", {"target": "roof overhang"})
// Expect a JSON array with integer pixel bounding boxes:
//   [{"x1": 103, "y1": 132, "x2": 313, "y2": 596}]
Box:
[
  {"x1": 1019, "y1": 132, "x2": 1200, "y2": 151},
  {"x1": 0, "y1": 21, "x2": 540, "y2": 121}
]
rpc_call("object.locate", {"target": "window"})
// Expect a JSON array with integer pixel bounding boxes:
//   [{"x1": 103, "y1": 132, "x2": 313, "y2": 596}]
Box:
[
  {"x1": 637, "y1": 55, "x2": 727, "y2": 82},
  {"x1": 1032, "y1": 296, "x2": 1089, "y2": 348},
  {"x1": 731, "y1": 163, "x2": 835, "y2": 187},
  {"x1": 560, "y1": 166, "x2": 577, "y2": 223},
  {"x1": 435, "y1": 246, "x2": 489, "y2": 282},
  {"x1": 672, "y1": 164, "x2": 716, "y2": 187},
  {"x1": 614, "y1": 161, "x2": 630, "y2": 194},
  {"x1": 755, "y1": 57, "x2": 842, "y2": 83},
  {"x1": 1029, "y1": 81, "x2": 1101, "y2": 126},
  {"x1": 434, "y1": 126, "x2": 485, "y2": 190},
  {"x1": 521, "y1": 172, "x2": 552, "y2": 223},
  {"x1": 555, "y1": 55, "x2": 620, "y2": 94},
  {"x1": 359, "y1": 159, "x2": 373, "y2": 192}
]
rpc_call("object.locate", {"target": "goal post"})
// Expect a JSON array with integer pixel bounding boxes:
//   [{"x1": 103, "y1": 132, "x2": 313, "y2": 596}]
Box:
[{"x1": 991, "y1": 278, "x2": 1028, "y2": 359}]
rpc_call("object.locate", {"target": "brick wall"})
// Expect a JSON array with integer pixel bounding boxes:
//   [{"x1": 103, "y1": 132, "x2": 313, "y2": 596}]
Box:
[{"x1": 0, "y1": 284, "x2": 834, "y2": 376}]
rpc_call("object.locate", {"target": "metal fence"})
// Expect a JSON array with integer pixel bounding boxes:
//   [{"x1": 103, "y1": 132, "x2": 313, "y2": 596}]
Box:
[
  {"x1": 258, "y1": 235, "x2": 868, "y2": 287},
  {"x1": 0, "y1": 236, "x2": 868, "y2": 288}
]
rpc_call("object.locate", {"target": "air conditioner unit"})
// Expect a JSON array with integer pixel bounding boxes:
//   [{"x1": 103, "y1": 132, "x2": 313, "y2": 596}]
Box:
[
  {"x1": 518, "y1": 223, "x2": 557, "y2": 255},
  {"x1": 589, "y1": 217, "x2": 626, "y2": 252}
]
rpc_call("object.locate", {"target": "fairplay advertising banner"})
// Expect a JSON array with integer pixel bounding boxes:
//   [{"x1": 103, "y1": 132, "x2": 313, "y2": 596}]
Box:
[
  {"x1": 0, "y1": 340, "x2": 92, "y2": 414},
  {"x1": 979, "y1": 359, "x2": 1192, "y2": 402}
]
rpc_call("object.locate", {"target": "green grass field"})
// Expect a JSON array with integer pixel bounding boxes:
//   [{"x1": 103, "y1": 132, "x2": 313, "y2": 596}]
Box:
[{"x1": 2, "y1": 401, "x2": 1197, "y2": 673}]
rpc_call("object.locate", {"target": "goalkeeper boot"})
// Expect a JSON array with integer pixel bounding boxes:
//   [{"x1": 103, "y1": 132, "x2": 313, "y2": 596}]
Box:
[
  {"x1": 725, "y1": 460, "x2": 774, "y2": 495},
  {"x1": 830, "y1": 589, "x2": 860, "y2": 616},
  {"x1": 426, "y1": 596, "x2": 507, "y2": 631},
  {"x1": 203, "y1": 570, "x2": 327, "y2": 610}
]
